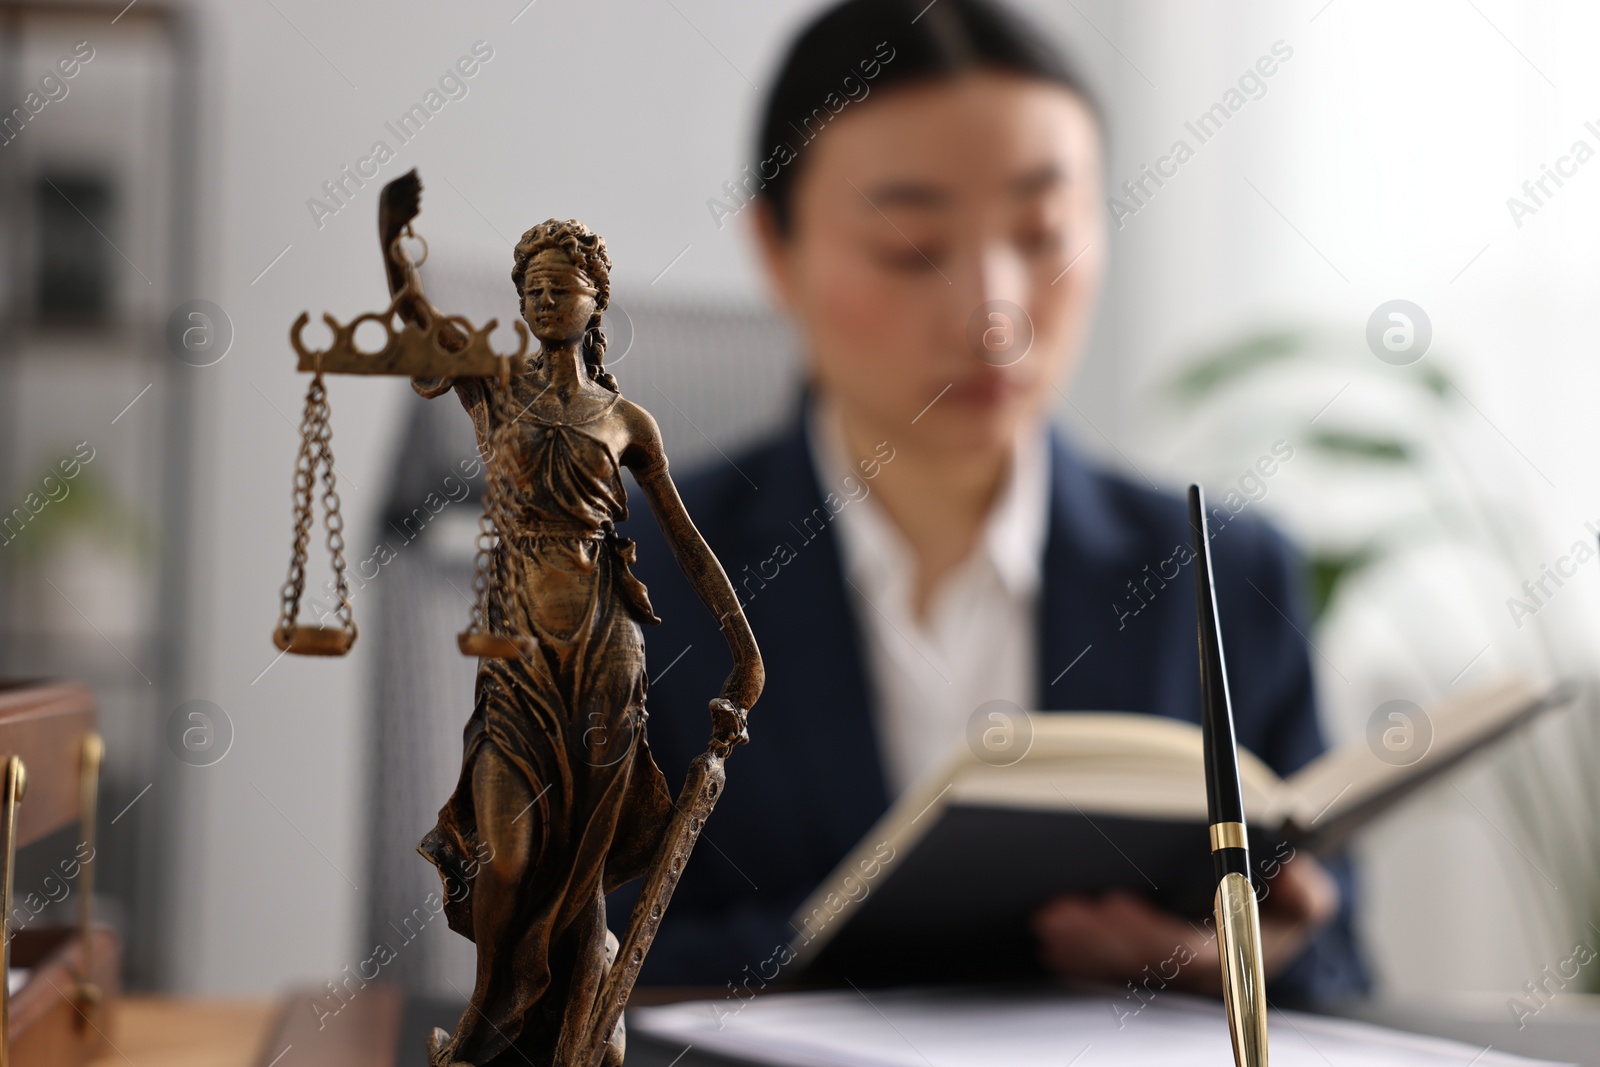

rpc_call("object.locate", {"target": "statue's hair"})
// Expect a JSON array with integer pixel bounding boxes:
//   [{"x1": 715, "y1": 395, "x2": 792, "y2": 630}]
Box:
[{"x1": 512, "y1": 218, "x2": 617, "y2": 391}]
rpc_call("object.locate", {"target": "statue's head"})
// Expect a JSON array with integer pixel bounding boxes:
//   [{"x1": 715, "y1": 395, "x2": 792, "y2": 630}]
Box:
[{"x1": 512, "y1": 219, "x2": 617, "y2": 389}]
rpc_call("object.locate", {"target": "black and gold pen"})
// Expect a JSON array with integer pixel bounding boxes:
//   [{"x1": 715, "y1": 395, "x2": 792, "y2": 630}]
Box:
[{"x1": 1188, "y1": 485, "x2": 1268, "y2": 1067}]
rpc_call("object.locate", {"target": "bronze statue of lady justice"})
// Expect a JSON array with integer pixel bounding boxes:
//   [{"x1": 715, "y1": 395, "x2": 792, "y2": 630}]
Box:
[{"x1": 273, "y1": 170, "x2": 764, "y2": 1067}]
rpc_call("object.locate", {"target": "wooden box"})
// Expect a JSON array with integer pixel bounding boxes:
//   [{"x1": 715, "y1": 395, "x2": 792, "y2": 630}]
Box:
[{"x1": 0, "y1": 681, "x2": 113, "y2": 1066}]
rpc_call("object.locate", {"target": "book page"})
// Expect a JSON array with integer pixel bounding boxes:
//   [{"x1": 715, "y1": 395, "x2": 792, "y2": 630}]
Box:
[
  {"x1": 632, "y1": 987, "x2": 1571, "y2": 1067},
  {"x1": 1277, "y1": 675, "x2": 1560, "y2": 840}
]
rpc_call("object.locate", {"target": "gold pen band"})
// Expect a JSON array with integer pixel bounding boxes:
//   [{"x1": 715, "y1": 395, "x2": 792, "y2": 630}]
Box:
[{"x1": 1210, "y1": 821, "x2": 1248, "y2": 851}]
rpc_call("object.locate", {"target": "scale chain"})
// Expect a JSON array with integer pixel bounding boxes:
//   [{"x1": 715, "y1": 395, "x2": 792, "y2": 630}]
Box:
[
  {"x1": 465, "y1": 373, "x2": 528, "y2": 644},
  {"x1": 276, "y1": 373, "x2": 323, "y2": 637},
  {"x1": 275, "y1": 371, "x2": 355, "y2": 645},
  {"x1": 313, "y1": 378, "x2": 354, "y2": 630}
]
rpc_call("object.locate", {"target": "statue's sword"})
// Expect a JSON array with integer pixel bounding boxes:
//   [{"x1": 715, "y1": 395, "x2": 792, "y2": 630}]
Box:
[{"x1": 578, "y1": 700, "x2": 748, "y2": 1067}]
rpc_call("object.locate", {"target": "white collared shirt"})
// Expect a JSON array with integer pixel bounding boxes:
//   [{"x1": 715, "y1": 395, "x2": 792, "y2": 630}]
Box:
[{"x1": 808, "y1": 400, "x2": 1051, "y2": 796}]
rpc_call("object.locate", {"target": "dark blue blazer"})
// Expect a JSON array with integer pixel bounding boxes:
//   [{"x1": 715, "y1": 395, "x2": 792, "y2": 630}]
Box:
[{"x1": 611, "y1": 410, "x2": 1368, "y2": 1005}]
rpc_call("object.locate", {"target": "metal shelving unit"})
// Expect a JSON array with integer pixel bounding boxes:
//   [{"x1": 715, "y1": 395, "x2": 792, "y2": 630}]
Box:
[{"x1": 0, "y1": 1, "x2": 198, "y2": 990}]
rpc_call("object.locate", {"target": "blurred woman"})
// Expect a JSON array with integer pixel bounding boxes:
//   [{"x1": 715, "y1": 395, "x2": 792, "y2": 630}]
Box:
[{"x1": 620, "y1": 0, "x2": 1366, "y2": 1005}]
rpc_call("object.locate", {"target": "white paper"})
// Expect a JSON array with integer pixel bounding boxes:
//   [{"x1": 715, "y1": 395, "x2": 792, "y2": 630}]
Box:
[
  {"x1": 631, "y1": 987, "x2": 1572, "y2": 1067},
  {"x1": 6, "y1": 968, "x2": 27, "y2": 996}
]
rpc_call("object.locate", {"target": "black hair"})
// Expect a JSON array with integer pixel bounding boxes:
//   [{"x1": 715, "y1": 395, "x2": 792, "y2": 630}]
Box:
[{"x1": 755, "y1": 0, "x2": 1101, "y2": 236}]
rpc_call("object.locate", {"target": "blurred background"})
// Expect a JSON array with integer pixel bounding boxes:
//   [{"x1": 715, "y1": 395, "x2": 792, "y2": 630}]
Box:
[{"x1": 0, "y1": 0, "x2": 1596, "y2": 1009}]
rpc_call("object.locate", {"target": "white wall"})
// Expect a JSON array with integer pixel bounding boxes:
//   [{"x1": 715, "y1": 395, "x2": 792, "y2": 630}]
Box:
[{"x1": 1102, "y1": 0, "x2": 1600, "y2": 499}]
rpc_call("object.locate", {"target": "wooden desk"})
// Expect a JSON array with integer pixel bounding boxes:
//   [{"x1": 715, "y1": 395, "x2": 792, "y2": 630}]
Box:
[{"x1": 87, "y1": 997, "x2": 277, "y2": 1067}]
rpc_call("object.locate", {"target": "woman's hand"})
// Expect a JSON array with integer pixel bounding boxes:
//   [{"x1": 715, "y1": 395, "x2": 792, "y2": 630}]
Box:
[{"x1": 1030, "y1": 851, "x2": 1340, "y2": 993}]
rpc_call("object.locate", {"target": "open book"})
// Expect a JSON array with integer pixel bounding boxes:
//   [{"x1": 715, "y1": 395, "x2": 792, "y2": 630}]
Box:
[{"x1": 789, "y1": 674, "x2": 1567, "y2": 984}]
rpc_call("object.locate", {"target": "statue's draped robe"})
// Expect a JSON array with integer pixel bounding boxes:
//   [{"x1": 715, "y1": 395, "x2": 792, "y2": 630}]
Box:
[{"x1": 418, "y1": 378, "x2": 672, "y2": 1066}]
